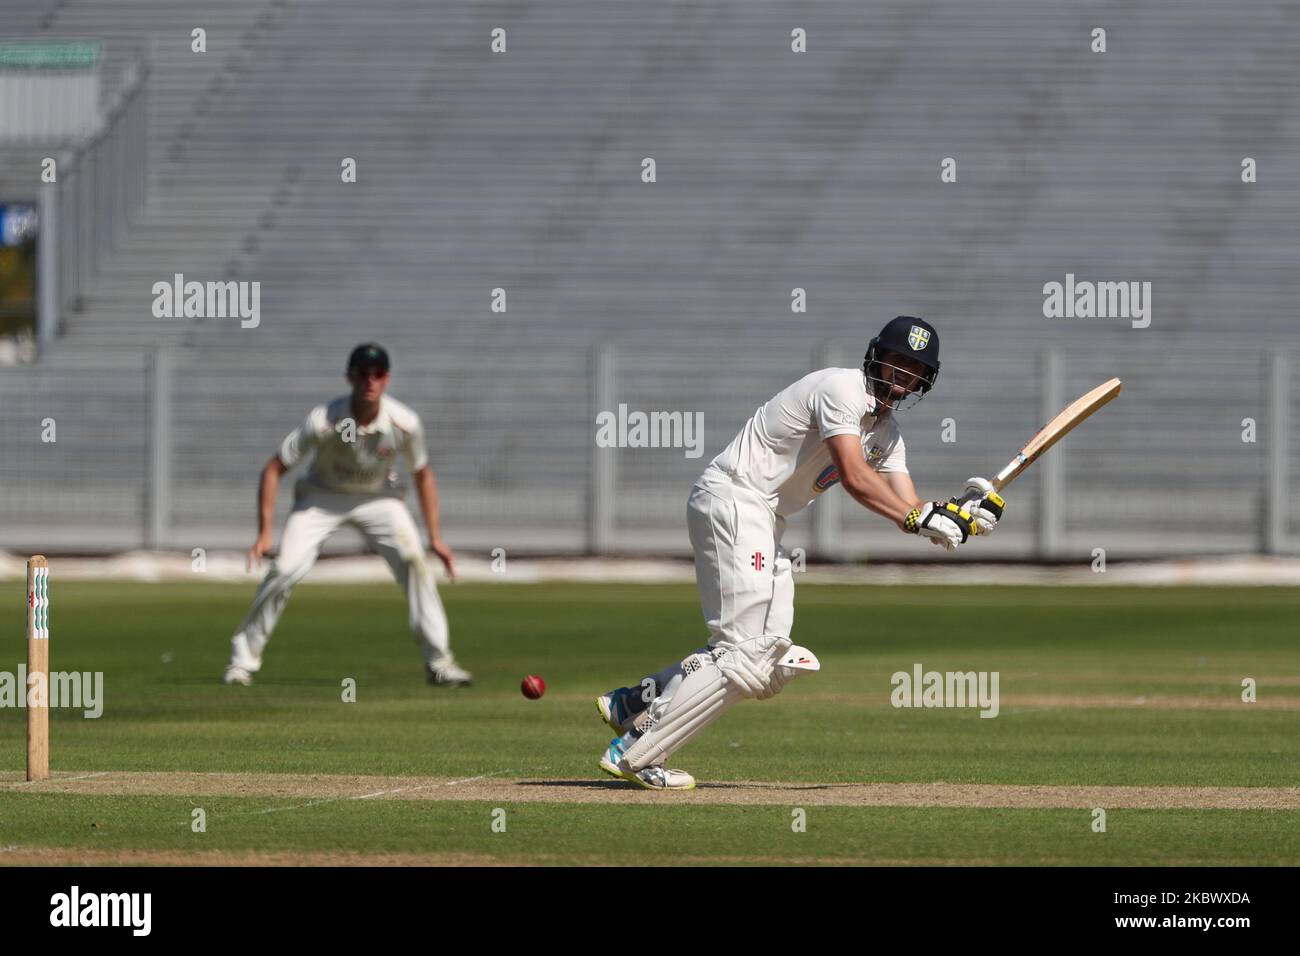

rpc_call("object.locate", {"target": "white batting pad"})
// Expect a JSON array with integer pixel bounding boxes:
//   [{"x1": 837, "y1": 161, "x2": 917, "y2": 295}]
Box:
[
  {"x1": 622, "y1": 651, "x2": 741, "y2": 771},
  {"x1": 778, "y1": 645, "x2": 820, "y2": 672}
]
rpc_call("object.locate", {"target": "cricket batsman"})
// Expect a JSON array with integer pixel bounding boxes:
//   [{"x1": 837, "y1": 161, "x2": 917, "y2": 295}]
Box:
[
  {"x1": 223, "y1": 343, "x2": 472, "y2": 687},
  {"x1": 594, "y1": 317, "x2": 1006, "y2": 789}
]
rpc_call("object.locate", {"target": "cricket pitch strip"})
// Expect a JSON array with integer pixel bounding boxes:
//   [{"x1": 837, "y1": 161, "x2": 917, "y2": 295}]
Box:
[{"x1": 3, "y1": 771, "x2": 1298, "y2": 810}]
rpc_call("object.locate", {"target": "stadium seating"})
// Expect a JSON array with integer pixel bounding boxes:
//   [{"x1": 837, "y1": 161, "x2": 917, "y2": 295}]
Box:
[{"x1": 1, "y1": 0, "x2": 1297, "y2": 557}]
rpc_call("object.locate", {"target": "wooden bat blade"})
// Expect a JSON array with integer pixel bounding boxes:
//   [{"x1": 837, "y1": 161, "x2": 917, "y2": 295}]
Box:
[{"x1": 992, "y1": 377, "x2": 1121, "y2": 491}]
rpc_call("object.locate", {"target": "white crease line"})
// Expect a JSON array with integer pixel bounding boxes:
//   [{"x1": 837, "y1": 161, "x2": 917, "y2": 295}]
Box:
[
  {"x1": 178, "y1": 770, "x2": 518, "y2": 824},
  {"x1": 240, "y1": 798, "x2": 341, "y2": 817},
  {"x1": 354, "y1": 772, "x2": 503, "y2": 800},
  {"x1": 1, "y1": 770, "x2": 114, "y2": 789}
]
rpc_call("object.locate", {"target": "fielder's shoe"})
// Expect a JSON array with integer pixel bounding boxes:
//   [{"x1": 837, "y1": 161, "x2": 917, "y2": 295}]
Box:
[
  {"x1": 225, "y1": 635, "x2": 261, "y2": 685},
  {"x1": 223, "y1": 665, "x2": 253, "y2": 686},
  {"x1": 598, "y1": 736, "x2": 695, "y2": 791},
  {"x1": 426, "y1": 659, "x2": 473, "y2": 687},
  {"x1": 595, "y1": 686, "x2": 641, "y2": 734}
]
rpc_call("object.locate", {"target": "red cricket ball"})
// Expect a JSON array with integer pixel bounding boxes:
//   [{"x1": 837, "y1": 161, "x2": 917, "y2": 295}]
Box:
[{"x1": 521, "y1": 674, "x2": 546, "y2": 699}]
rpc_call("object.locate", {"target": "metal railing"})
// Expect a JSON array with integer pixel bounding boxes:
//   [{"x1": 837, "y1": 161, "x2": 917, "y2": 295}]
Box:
[
  {"x1": 40, "y1": 55, "x2": 149, "y2": 353},
  {"x1": 0, "y1": 342, "x2": 1294, "y2": 560}
]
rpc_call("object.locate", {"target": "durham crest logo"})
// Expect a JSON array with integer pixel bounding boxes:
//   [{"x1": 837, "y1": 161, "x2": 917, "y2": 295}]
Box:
[{"x1": 907, "y1": 325, "x2": 930, "y2": 351}]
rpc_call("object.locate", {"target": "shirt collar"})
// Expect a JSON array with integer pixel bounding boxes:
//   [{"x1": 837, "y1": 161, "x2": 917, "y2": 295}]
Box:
[{"x1": 352, "y1": 397, "x2": 388, "y2": 435}]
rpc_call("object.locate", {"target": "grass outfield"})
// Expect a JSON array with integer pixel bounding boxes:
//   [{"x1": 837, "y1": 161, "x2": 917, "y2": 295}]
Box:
[{"x1": 1, "y1": 581, "x2": 1297, "y2": 865}]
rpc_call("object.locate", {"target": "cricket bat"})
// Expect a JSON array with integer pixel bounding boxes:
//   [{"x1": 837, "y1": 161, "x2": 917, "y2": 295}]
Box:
[{"x1": 965, "y1": 377, "x2": 1122, "y2": 531}]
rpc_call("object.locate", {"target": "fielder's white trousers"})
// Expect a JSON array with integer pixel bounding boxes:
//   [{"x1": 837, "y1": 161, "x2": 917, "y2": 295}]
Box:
[{"x1": 229, "y1": 489, "x2": 451, "y2": 672}]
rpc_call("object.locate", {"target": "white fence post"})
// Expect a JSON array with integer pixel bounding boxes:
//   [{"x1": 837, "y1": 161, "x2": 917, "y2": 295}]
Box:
[
  {"x1": 37, "y1": 184, "x2": 58, "y2": 356},
  {"x1": 77, "y1": 143, "x2": 92, "y2": 288},
  {"x1": 589, "y1": 343, "x2": 616, "y2": 554},
  {"x1": 1038, "y1": 348, "x2": 1064, "y2": 558},
  {"x1": 1265, "y1": 352, "x2": 1290, "y2": 554},
  {"x1": 58, "y1": 150, "x2": 77, "y2": 312},
  {"x1": 811, "y1": 342, "x2": 843, "y2": 561},
  {"x1": 145, "y1": 348, "x2": 173, "y2": 549}
]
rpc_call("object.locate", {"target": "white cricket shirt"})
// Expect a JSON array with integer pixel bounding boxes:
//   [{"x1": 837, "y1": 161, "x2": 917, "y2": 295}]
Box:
[
  {"x1": 277, "y1": 394, "x2": 429, "y2": 497},
  {"x1": 703, "y1": 367, "x2": 907, "y2": 517}
]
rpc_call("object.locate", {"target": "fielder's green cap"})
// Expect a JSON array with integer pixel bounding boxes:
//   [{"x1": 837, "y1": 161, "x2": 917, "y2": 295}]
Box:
[{"x1": 347, "y1": 343, "x2": 390, "y2": 373}]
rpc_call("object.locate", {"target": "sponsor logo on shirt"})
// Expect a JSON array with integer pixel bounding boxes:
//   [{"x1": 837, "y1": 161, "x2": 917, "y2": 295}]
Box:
[
  {"x1": 813, "y1": 445, "x2": 887, "y2": 493},
  {"x1": 813, "y1": 464, "x2": 840, "y2": 492},
  {"x1": 331, "y1": 462, "x2": 387, "y2": 482}
]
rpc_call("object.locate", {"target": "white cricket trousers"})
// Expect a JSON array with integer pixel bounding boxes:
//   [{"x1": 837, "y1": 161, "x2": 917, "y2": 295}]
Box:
[
  {"x1": 688, "y1": 473, "x2": 794, "y2": 647},
  {"x1": 229, "y1": 489, "x2": 451, "y2": 672}
]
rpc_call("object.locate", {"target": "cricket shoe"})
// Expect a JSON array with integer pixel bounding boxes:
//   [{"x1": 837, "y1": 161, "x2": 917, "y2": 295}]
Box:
[
  {"x1": 598, "y1": 736, "x2": 695, "y2": 791},
  {"x1": 426, "y1": 659, "x2": 473, "y2": 687},
  {"x1": 223, "y1": 665, "x2": 254, "y2": 686},
  {"x1": 225, "y1": 635, "x2": 262, "y2": 685},
  {"x1": 595, "y1": 686, "x2": 642, "y2": 734}
]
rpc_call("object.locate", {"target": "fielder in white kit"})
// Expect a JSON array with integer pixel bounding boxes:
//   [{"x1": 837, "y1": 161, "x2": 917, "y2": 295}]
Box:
[
  {"x1": 594, "y1": 317, "x2": 1008, "y2": 789},
  {"x1": 224, "y1": 343, "x2": 472, "y2": 687}
]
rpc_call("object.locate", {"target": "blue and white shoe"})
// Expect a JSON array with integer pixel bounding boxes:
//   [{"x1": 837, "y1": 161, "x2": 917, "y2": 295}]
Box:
[
  {"x1": 595, "y1": 686, "x2": 641, "y2": 734},
  {"x1": 598, "y1": 734, "x2": 633, "y2": 776},
  {"x1": 598, "y1": 735, "x2": 695, "y2": 791}
]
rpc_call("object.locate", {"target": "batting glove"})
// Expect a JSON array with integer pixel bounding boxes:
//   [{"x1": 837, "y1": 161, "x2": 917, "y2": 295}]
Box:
[
  {"x1": 953, "y1": 476, "x2": 1006, "y2": 536},
  {"x1": 905, "y1": 501, "x2": 975, "y2": 551}
]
